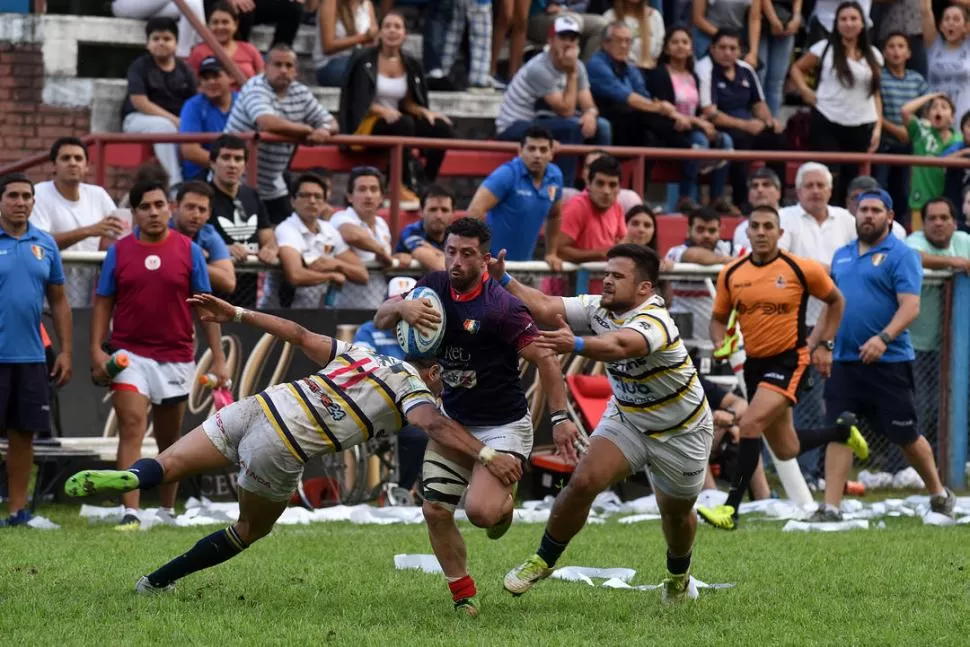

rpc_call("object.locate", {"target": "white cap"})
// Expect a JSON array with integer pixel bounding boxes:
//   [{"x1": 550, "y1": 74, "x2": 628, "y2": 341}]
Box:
[
  {"x1": 388, "y1": 276, "x2": 417, "y2": 299},
  {"x1": 553, "y1": 15, "x2": 582, "y2": 36}
]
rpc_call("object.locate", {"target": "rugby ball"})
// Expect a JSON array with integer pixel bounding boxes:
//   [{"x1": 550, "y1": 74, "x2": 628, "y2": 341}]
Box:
[{"x1": 396, "y1": 286, "x2": 446, "y2": 357}]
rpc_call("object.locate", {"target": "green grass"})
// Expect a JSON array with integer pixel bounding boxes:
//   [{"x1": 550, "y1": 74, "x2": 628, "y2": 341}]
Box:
[{"x1": 1, "y1": 505, "x2": 969, "y2": 646}]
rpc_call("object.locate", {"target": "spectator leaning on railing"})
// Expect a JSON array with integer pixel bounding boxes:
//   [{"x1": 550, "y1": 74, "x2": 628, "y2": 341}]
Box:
[
  {"x1": 394, "y1": 184, "x2": 453, "y2": 272},
  {"x1": 179, "y1": 57, "x2": 238, "y2": 183},
  {"x1": 188, "y1": 2, "x2": 264, "y2": 86},
  {"x1": 225, "y1": 44, "x2": 339, "y2": 225},
  {"x1": 0, "y1": 173, "x2": 73, "y2": 528},
  {"x1": 170, "y1": 181, "x2": 237, "y2": 294}
]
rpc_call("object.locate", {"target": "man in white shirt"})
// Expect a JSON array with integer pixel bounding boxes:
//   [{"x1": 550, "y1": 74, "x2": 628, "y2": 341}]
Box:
[
  {"x1": 330, "y1": 167, "x2": 396, "y2": 309},
  {"x1": 733, "y1": 167, "x2": 782, "y2": 253},
  {"x1": 32, "y1": 137, "x2": 124, "y2": 307},
  {"x1": 260, "y1": 173, "x2": 368, "y2": 309}
]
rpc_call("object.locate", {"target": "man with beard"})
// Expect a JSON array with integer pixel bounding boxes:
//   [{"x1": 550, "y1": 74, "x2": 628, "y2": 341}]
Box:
[
  {"x1": 374, "y1": 217, "x2": 577, "y2": 617},
  {"x1": 696, "y1": 206, "x2": 869, "y2": 531},
  {"x1": 812, "y1": 190, "x2": 955, "y2": 521}
]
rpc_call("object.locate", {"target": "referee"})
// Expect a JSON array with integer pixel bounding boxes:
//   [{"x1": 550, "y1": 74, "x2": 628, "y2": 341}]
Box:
[
  {"x1": 0, "y1": 173, "x2": 73, "y2": 527},
  {"x1": 816, "y1": 189, "x2": 955, "y2": 521}
]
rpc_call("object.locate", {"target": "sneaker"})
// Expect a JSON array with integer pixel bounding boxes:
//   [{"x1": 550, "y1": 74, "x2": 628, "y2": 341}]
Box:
[
  {"x1": 487, "y1": 74, "x2": 507, "y2": 90},
  {"x1": 398, "y1": 187, "x2": 420, "y2": 211},
  {"x1": 64, "y1": 469, "x2": 140, "y2": 497},
  {"x1": 454, "y1": 596, "x2": 480, "y2": 617},
  {"x1": 0, "y1": 509, "x2": 33, "y2": 527},
  {"x1": 930, "y1": 488, "x2": 956, "y2": 517},
  {"x1": 807, "y1": 505, "x2": 843, "y2": 522},
  {"x1": 661, "y1": 572, "x2": 699, "y2": 604},
  {"x1": 504, "y1": 554, "x2": 552, "y2": 596},
  {"x1": 486, "y1": 482, "x2": 517, "y2": 540},
  {"x1": 467, "y1": 83, "x2": 495, "y2": 94},
  {"x1": 837, "y1": 412, "x2": 869, "y2": 461},
  {"x1": 697, "y1": 504, "x2": 737, "y2": 530},
  {"x1": 115, "y1": 513, "x2": 141, "y2": 532},
  {"x1": 135, "y1": 575, "x2": 175, "y2": 595}
]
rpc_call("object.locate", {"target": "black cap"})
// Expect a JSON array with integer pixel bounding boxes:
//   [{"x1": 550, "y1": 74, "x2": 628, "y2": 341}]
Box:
[{"x1": 199, "y1": 56, "x2": 223, "y2": 74}]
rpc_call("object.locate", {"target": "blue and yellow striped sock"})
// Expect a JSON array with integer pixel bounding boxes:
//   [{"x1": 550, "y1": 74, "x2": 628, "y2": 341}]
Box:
[{"x1": 147, "y1": 526, "x2": 248, "y2": 588}]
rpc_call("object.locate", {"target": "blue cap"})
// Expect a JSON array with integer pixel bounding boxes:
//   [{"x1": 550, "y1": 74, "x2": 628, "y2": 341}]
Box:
[{"x1": 857, "y1": 189, "x2": 893, "y2": 211}]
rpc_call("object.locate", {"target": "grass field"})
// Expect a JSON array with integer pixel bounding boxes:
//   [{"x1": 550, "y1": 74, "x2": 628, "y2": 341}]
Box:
[{"x1": 2, "y1": 505, "x2": 969, "y2": 646}]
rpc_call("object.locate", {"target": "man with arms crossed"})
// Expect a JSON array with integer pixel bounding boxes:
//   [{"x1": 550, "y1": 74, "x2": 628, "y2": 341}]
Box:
[
  {"x1": 493, "y1": 243, "x2": 714, "y2": 603},
  {"x1": 375, "y1": 217, "x2": 578, "y2": 616},
  {"x1": 65, "y1": 293, "x2": 521, "y2": 594}
]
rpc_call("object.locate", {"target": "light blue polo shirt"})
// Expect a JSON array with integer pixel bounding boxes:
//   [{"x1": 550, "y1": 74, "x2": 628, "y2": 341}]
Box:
[
  {"x1": 0, "y1": 223, "x2": 65, "y2": 363},
  {"x1": 830, "y1": 232, "x2": 922, "y2": 363},
  {"x1": 169, "y1": 219, "x2": 230, "y2": 262},
  {"x1": 483, "y1": 157, "x2": 563, "y2": 261}
]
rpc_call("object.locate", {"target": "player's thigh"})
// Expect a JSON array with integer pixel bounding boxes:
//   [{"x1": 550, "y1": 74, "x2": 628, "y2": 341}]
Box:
[
  {"x1": 112, "y1": 389, "x2": 151, "y2": 435},
  {"x1": 421, "y1": 439, "x2": 475, "y2": 514},
  {"x1": 236, "y1": 486, "x2": 289, "y2": 543},
  {"x1": 465, "y1": 414, "x2": 534, "y2": 501},
  {"x1": 642, "y1": 416, "x2": 714, "y2": 501},
  {"x1": 566, "y1": 435, "x2": 634, "y2": 496},
  {"x1": 156, "y1": 425, "x2": 233, "y2": 482},
  {"x1": 741, "y1": 386, "x2": 794, "y2": 440},
  {"x1": 151, "y1": 399, "x2": 187, "y2": 444}
]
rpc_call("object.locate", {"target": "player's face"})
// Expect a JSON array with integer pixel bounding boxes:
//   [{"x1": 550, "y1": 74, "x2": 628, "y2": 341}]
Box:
[
  {"x1": 796, "y1": 170, "x2": 831, "y2": 214},
  {"x1": 200, "y1": 70, "x2": 232, "y2": 100},
  {"x1": 747, "y1": 210, "x2": 782, "y2": 254},
  {"x1": 588, "y1": 171, "x2": 621, "y2": 210},
  {"x1": 266, "y1": 50, "x2": 298, "y2": 91},
  {"x1": 748, "y1": 177, "x2": 780, "y2": 209},
  {"x1": 689, "y1": 218, "x2": 720, "y2": 250},
  {"x1": 422, "y1": 196, "x2": 453, "y2": 239},
  {"x1": 293, "y1": 181, "x2": 326, "y2": 219},
  {"x1": 53, "y1": 145, "x2": 87, "y2": 184},
  {"x1": 417, "y1": 363, "x2": 443, "y2": 397},
  {"x1": 147, "y1": 30, "x2": 177, "y2": 60},
  {"x1": 923, "y1": 203, "x2": 956, "y2": 248},
  {"x1": 134, "y1": 188, "x2": 171, "y2": 237},
  {"x1": 519, "y1": 137, "x2": 554, "y2": 175},
  {"x1": 175, "y1": 192, "x2": 211, "y2": 236},
  {"x1": 0, "y1": 182, "x2": 34, "y2": 226},
  {"x1": 213, "y1": 147, "x2": 246, "y2": 186},
  {"x1": 445, "y1": 233, "x2": 488, "y2": 292},
  {"x1": 350, "y1": 176, "x2": 382, "y2": 217},
  {"x1": 601, "y1": 256, "x2": 650, "y2": 311},
  {"x1": 626, "y1": 213, "x2": 655, "y2": 246},
  {"x1": 855, "y1": 198, "x2": 892, "y2": 244}
]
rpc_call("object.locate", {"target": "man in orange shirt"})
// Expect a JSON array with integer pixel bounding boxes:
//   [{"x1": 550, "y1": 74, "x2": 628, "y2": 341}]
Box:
[
  {"x1": 697, "y1": 206, "x2": 869, "y2": 530},
  {"x1": 556, "y1": 155, "x2": 627, "y2": 263}
]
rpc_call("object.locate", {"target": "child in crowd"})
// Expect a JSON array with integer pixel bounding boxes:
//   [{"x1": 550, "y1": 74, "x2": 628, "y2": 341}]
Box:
[{"x1": 902, "y1": 92, "x2": 959, "y2": 230}]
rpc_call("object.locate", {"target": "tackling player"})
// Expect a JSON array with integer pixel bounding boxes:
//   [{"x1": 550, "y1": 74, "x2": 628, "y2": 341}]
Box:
[
  {"x1": 64, "y1": 293, "x2": 522, "y2": 595},
  {"x1": 374, "y1": 217, "x2": 579, "y2": 616},
  {"x1": 492, "y1": 243, "x2": 715, "y2": 603},
  {"x1": 697, "y1": 206, "x2": 869, "y2": 530}
]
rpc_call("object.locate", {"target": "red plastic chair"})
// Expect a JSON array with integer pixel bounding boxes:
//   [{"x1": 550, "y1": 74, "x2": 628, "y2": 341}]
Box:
[{"x1": 566, "y1": 374, "x2": 612, "y2": 431}]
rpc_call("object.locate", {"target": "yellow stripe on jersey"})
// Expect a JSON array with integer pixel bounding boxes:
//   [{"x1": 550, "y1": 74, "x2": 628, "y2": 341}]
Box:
[
  {"x1": 286, "y1": 383, "x2": 340, "y2": 452},
  {"x1": 616, "y1": 372, "x2": 699, "y2": 414},
  {"x1": 255, "y1": 392, "x2": 307, "y2": 463},
  {"x1": 362, "y1": 373, "x2": 404, "y2": 429},
  {"x1": 609, "y1": 354, "x2": 692, "y2": 384},
  {"x1": 309, "y1": 374, "x2": 374, "y2": 440},
  {"x1": 627, "y1": 312, "x2": 674, "y2": 348},
  {"x1": 650, "y1": 398, "x2": 709, "y2": 437},
  {"x1": 609, "y1": 304, "x2": 665, "y2": 325}
]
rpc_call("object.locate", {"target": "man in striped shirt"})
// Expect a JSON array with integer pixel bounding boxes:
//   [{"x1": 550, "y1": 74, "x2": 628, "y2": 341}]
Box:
[{"x1": 225, "y1": 44, "x2": 338, "y2": 225}]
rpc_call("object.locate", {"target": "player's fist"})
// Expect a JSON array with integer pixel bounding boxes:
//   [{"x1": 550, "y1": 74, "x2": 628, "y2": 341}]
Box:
[
  {"x1": 485, "y1": 452, "x2": 523, "y2": 485},
  {"x1": 400, "y1": 298, "x2": 441, "y2": 336}
]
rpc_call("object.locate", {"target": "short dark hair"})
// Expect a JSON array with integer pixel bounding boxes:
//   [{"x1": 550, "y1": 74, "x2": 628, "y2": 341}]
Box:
[
  {"x1": 49, "y1": 137, "x2": 87, "y2": 162},
  {"x1": 712, "y1": 28, "x2": 742, "y2": 46},
  {"x1": 291, "y1": 172, "x2": 328, "y2": 197},
  {"x1": 177, "y1": 180, "x2": 214, "y2": 203},
  {"x1": 268, "y1": 43, "x2": 296, "y2": 59},
  {"x1": 923, "y1": 196, "x2": 956, "y2": 219},
  {"x1": 587, "y1": 154, "x2": 622, "y2": 182},
  {"x1": 607, "y1": 243, "x2": 660, "y2": 284},
  {"x1": 445, "y1": 217, "x2": 491, "y2": 249},
  {"x1": 132, "y1": 162, "x2": 170, "y2": 189},
  {"x1": 130, "y1": 180, "x2": 168, "y2": 210},
  {"x1": 146, "y1": 16, "x2": 179, "y2": 40},
  {"x1": 883, "y1": 31, "x2": 910, "y2": 46},
  {"x1": 404, "y1": 355, "x2": 438, "y2": 370},
  {"x1": 0, "y1": 173, "x2": 33, "y2": 198},
  {"x1": 688, "y1": 206, "x2": 721, "y2": 227},
  {"x1": 961, "y1": 109, "x2": 970, "y2": 131},
  {"x1": 750, "y1": 204, "x2": 781, "y2": 223},
  {"x1": 347, "y1": 166, "x2": 384, "y2": 195},
  {"x1": 421, "y1": 183, "x2": 454, "y2": 210},
  {"x1": 210, "y1": 134, "x2": 249, "y2": 162},
  {"x1": 210, "y1": 0, "x2": 239, "y2": 19},
  {"x1": 520, "y1": 125, "x2": 555, "y2": 146}
]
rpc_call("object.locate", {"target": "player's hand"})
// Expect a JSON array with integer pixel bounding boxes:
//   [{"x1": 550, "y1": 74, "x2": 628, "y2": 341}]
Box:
[
  {"x1": 400, "y1": 298, "x2": 442, "y2": 335},
  {"x1": 812, "y1": 346, "x2": 833, "y2": 378},
  {"x1": 536, "y1": 314, "x2": 578, "y2": 355},
  {"x1": 90, "y1": 348, "x2": 111, "y2": 387},
  {"x1": 712, "y1": 409, "x2": 735, "y2": 429},
  {"x1": 210, "y1": 357, "x2": 231, "y2": 387},
  {"x1": 327, "y1": 271, "x2": 347, "y2": 287},
  {"x1": 89, "y1": 215, "x2": 126, "y2": 240},
  {"x1": 485, "y1": 452, "x2": 523, "y2": 485},
  {"x1": 579, "y1": 111, "x2": 598, "y2": 139},
  {"x1": 545, "y1": 251, "x2": 563, "y2": 272},
  {"x1": 487, "y1": 248, "x2": 508, "y2": 281},
  {"x1": 229, "y1": 243, "x2": 250, "y2": 263},
  {"x1": 51, "y1": 351, "x2": 72, "y2": 387},
  {"x1": 859, "y1": 335, "x2": 887, "y2": 364},
  {"x1": 228, "y1": 0, "x2": 255, "y2": 11},
  {"x1": 553, "y1": 419, "x2": 585, "y2": 464},
  {"x1": 187, "y1": 293, "x2": 236, "y2": 323},
  {"x1": 306, "y1": 128, "x2": 332, "y2": 145},
  {"x1": 257, "y1": 245, "x2": 279, "y2": 265}
]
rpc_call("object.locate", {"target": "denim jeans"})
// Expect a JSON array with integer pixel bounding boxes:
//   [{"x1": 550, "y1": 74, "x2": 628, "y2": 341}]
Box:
[
  {"x1": 495, "y1": 116, "x2": 612, "y2": 183},
  {"x1": 758, "y1": 32, "x2": 795, "y2": 117},
  {"x1": 666, "y1": 129, "x2": 732, "y2": 208},
  {"x1": 315, "y1": 56, "x2": 351, "y2": 87},
  {"x1": 423, "y1": 0, "x2": 454, "y2": 72}
]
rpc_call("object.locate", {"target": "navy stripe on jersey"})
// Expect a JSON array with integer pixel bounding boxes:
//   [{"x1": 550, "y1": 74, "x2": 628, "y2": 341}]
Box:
[
  {"x1": 257, "y1": 391, "x2": 309, "y2": 462},
  {"x1": 291, "y1": 381, "x2": 343, "y2": 451},
  {"x1": 316, "y1": 373, "x2": 374, "y2": 439}
]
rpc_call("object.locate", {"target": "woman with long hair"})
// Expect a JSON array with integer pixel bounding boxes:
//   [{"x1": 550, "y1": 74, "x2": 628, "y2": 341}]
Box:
[
  {"x1": 790, "y1": 1, "x2": 883, "y2": 204},
  {"x1": 647, "y1": 27, "x2": 734, "y2": 205},
  {"x1": 603, "y1": 0, "x2": 665, "y2": 69},
  {"x1": 315, "y1": 0, "x2": 379, "y2": 87},
  {"x1": 339, "y1": 12, "x2": 455, "y2": 208},
  {"x1": 920, "y1": 0, "x2": 970, "y2": 123},
  {"x1": 187, "y1": 2, "x2": 263, "y2": 85}
]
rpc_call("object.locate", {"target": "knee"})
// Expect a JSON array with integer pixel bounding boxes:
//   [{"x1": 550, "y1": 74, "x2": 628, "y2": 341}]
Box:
[
  {"x1": 773, "y1": 444, "x2": 798, "y2": 461},
  {"x1": 563, "y1": 469, "x2": 602, "y2": 500},
  {"x1": 116, "y1": 410, "x2": 147, "y2": 436},
  {"x1": 736, "y1": 411, "x2": 766, "y2": 439},
  {"x1": 422, "y1": 500, "x2": 455, "y2": 527},
  {"x1": 397, "y1": 113, "x2": 417, "y2": 135},
  {"x1": 464, "y1": 498, "x2": 506, "y2": 528},
  {"x1": 232, "y1": 520, "x2": 269, "y2": 544}
]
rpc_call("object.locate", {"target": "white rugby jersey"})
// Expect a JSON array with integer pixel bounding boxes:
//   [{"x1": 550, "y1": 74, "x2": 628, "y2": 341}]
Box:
[
  {"x1": 255, "y1": 341, "x2": 437, "y2": 463},
  {"x1": 562, "y1": 294, "x2": 712, "y2": 439}
]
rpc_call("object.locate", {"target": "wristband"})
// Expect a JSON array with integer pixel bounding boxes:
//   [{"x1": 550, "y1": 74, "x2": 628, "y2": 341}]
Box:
[
  {"x1": 499, "y1": 272, "x2": 512, "y2": 287},
  {"x1": 551, "y1": 414, "x2": 570, "y2": 427},
  {"x1": 573, "y1": 337, "x2": 585, "y2": 353},
  {"x1": 233, "y1": 306, "x2": 245, "y2": 323},
  {"x1": 478, "y1": 446, "x2": 497, "y2": 466}
]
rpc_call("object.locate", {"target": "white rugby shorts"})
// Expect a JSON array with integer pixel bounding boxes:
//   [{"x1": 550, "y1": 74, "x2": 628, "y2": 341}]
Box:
[{"x1": 111, "y1": 350, "x2": 194, "y2": 405}]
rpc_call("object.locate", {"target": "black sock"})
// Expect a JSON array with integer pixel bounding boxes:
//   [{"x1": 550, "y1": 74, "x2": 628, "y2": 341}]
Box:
[
  {"x1": 796, "y1": 425, "x2": 850, "y2": 454},
  {"x1": 148, "y1": 526, "x2": 248, "y2": 587},
  {"x1": 128, "y1": 458, "x2": 164, "y2": 490},
  {"x1": 725, "y1": 437, "x2": 763, "y2": 511},
  {"x1": 536, "y1": 529, "x2": 569, "y2": 568},
  {"x1": 667, "y1": 551, "x2": 692, "y2": 575}
]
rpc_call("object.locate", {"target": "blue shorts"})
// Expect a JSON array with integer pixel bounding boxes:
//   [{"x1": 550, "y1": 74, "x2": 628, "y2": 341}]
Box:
[
  {"x1": 824, "y1": 361, "x2": 919, "y2": 446},
  {"x1": 0, "y1": 363, "x2": 51, "y2": 435}
]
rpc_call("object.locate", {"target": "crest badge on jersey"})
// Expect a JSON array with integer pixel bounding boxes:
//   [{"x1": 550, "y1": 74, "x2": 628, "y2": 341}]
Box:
[
  {"x1": 872, "y1": 253, "x2": 886, "y2": 267},
  {"x1": 546, "y1": 185, "x2": 556, "y2": 201},
  {"x1": 30, "y1": 245, "x2": 44, "y2": 260},
  {"x1": 775, "y1": 275, "x2": 785, "y2": 288},
  {"x1": 463, "y1": 319, "x2": 480, "y2": 334},
  {"x1": 144, "y1": 254, "x2": 162, "y2": 271}
]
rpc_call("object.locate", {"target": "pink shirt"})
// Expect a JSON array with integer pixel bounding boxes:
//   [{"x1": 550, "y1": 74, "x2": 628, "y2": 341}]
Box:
[
  {"x1": 671, "y1": 71, "x2": 699, "y2": 117},
  {"x1": 560, "y1": 191, "x2": 627, "y2": 250},
  {"x1": 187, "y1": 41, "x2": 265, "y2": 88}
]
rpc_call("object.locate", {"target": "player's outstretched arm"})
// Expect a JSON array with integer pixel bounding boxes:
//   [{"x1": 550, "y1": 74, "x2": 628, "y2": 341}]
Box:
[
  {"x1": 406, "y1": 404, "x2": 523, "y2": 486},
  {"x1": 486, "y1": 249, "x2": 566, "y2": 328},
  {"x1": 187, "y1": 294, "x2": 336, "y2": 366},
  {"x1": 536, "y1": 315, "x2": 649, "y2": 362}
]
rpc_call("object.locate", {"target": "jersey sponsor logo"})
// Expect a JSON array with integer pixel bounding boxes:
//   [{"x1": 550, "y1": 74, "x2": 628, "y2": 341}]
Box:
[
  {"x1": 618, "y1": 380, "x2": 654, "y2": 397},
  {"x1": 775, "y1": 275, "x2": 785, "y2": 288},
  {"x1": 593, "y1": 313, "x2": 613, "y2": 329},
  {"x1": 30, "y1": 244, "x2": 44, "y2": 260},
  {"x1": 763, "y1": 372, "x2": 786, "y2": 380},
  {"x1": 305, "y1": 379, "x2": 348, "y2": 421},
  {"x1": 442, "y1": 345, "x2": 472, "y2": 363},
  {"x1": 442, "y1": 368, "x2": 477, "y2": 389},
  {"x1": 736, "y1": 301, "x2": 791, "y2": 315},
  {"x1": 872, "y1": 253, "x2": 886, "y2": 267},
  {"x1": 144, "y1": 254, "x2": 162, "y2": 271},
  {"x1": 463, "y1": 319, "x2": 480, "y2": 334}
]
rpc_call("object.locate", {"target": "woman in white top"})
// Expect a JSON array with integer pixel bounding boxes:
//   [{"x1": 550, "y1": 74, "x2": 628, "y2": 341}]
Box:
[
  {"x1": 602, "y1": 0, "x2": 665, "y2": 69},
  {"x1": 920, "y1": 0, "x2": 970, "y2": 125},
  {"x1": 790, "y1": 0, "x2": 883, "y2": 205},
  {"x1": 315, "y1": 0, "x2": 378, "y2": 87}
]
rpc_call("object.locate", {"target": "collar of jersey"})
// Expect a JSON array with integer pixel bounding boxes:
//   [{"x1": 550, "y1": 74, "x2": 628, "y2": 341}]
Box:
[{"x1": 450, "y1": 275, "x2": 489, "y2": 302}]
